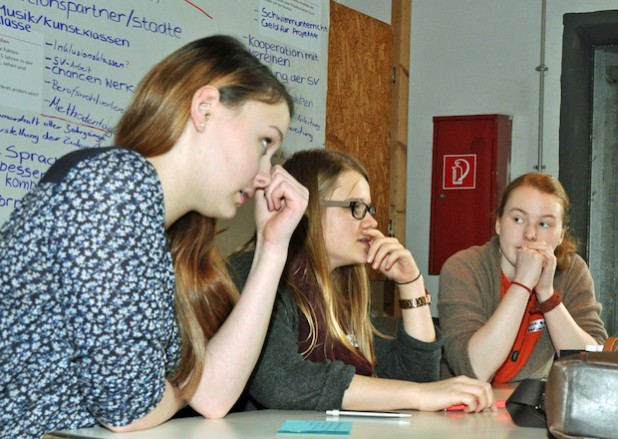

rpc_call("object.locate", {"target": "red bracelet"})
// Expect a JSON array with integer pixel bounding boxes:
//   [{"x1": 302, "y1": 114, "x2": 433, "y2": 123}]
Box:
[
  {"x1": 510, "y1": 281, "x2": 534, "y2": 295},
  {"x1": 530, "y1": 290, "x2": 562, "y2": 314}
]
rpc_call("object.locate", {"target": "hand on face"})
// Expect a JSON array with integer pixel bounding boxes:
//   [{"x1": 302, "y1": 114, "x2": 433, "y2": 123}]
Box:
[
  {"x1": 497, "y1": 185, "x2": 564, "y2": 296},
  {"x1": 363, "y1": 228, "x2": 419, "y2": 282},
  {"x1": 514, "y1": 241, "x2": 556, "y2": 295},
  {"x1": 254, "y1": 165, "x2": 308, "y2": 249}
]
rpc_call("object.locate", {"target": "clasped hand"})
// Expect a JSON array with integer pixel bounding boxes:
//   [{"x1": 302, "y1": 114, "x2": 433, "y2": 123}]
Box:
[{"x1": 515, "y1": 241, "x2": 556, "y2": 298}]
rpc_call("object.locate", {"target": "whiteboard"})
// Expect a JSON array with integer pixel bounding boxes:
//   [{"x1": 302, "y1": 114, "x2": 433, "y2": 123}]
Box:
[{"x1": 0, "y1": 0, "x2": 329, "y2": 225}]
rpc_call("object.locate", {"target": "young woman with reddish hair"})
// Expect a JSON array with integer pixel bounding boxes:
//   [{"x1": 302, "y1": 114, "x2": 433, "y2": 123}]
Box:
[{"x1": 439, "y1": 173, "x2": 607, "y2": 383}]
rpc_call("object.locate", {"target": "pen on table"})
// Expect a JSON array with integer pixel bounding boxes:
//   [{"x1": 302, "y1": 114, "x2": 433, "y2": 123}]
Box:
[
  {"x1": 326, "y1": 409, "x2": 411, "y2": 418},
  {"x1": 446, "y1": 400, "x2": 506, "y2": 411}
]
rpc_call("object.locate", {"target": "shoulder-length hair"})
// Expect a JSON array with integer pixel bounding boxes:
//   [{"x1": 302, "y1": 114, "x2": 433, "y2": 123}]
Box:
[
  {"x1": 114, "y1": 35, "x2": 293, "y2": 398},
  {"x1": 497, "y1": 172, "x2": 577, "y2": 271},
  {"x1": 282, "y1": 148, "x2": 380, "y2": 367}
]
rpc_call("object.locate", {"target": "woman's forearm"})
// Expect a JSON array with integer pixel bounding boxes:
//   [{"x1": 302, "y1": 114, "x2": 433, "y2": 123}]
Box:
[
  {"x1": 467, "y1": 286, "x2": 530, "y2": 381},
  {"x1": 544, "y1": 304, "x2": 597, "y2": 353},
  {"x1": 342, "y1": 374, "x2": 494, "y2": 412},
  {"x1": 397, "y1": 280, "x2": 436, "y2": 343},
  {"x1": 189, "y1": 243, "x2": 288, "y2": 417}
]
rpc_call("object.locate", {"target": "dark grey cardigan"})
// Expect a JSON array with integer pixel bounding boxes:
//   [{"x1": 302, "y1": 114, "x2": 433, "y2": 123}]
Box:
[{"x1": 229, "y1": 251, "x2": 443, "y2": 411}]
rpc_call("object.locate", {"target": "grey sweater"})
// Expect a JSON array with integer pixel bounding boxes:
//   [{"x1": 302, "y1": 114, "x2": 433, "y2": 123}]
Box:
[
  {"x1": 438, "y1": 236, "x2": 607, "y2": 382},
  {"x1": 229, "y1": 251, "x2": 444, "y2": 410}
]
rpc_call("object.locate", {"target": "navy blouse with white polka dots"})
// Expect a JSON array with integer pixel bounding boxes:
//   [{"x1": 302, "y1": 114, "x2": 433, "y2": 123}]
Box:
[{"x1": 0, "y1": 147, "x2": 180, "y2": 438}]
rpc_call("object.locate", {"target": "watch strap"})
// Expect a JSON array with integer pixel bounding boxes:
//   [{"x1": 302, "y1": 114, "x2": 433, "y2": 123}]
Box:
[{"x1": 399, "y1": 290, "x2": 432, "y2": 309}]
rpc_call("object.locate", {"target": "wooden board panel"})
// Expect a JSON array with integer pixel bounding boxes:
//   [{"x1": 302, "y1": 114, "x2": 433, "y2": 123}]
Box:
[{"x1": 326, "y1": 1, "x2": 393, "y2": 242}]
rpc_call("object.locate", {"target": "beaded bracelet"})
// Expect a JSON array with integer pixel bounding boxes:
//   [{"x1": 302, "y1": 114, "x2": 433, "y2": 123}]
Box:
[
  {"x1": 395, "y1": 271, "x2": 422, "y2": 285},
  {"x1": 530, "y1": 290, "x2": 562, "y2": 314}
]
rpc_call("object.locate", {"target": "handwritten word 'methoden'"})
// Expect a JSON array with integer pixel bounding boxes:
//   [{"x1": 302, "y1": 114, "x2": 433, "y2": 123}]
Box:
[{"x1": 47, "y1": 96, "x2": 113, "y2": 132}]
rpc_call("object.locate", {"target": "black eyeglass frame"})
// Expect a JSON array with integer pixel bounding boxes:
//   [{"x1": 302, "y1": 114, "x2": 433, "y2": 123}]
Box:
[{"x1": 321, "y1": 200, "x2": 377, "y2": 220}]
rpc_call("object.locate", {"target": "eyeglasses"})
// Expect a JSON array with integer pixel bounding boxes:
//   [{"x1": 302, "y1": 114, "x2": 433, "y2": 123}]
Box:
[{"x1": 322, "y1": 200, "x2": 377, "y2": 220}]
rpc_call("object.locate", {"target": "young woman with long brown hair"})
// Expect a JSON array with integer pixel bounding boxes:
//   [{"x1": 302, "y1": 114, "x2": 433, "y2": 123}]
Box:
[
  {"x1": 0, "y1": 35, "x2": 307, "y2": 438},
  {"x1": 230, "y1": 148, "x2": 493, "y2": 412}
]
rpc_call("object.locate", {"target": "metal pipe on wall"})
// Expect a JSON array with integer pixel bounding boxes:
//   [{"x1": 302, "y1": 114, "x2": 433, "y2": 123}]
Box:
[{"x1": 535, "y1": 0, "x2": 548, "y2": 171}]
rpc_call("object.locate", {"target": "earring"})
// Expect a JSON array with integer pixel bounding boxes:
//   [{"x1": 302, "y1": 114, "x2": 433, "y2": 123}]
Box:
[{"x1": 200, "y1": 113, "x2": 210, "y2": 129}]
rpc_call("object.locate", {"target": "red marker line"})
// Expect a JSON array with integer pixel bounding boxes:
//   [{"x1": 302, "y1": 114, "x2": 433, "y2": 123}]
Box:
[
  {"x1": 446, "y1": 400, "x2": 506, "y2": 411},
  {"x1": 40, "y1": 114, "x2": 111, "y2": 134},
  {"x1": 182, "y1": 0, "x2": 213, "y2": 19}
]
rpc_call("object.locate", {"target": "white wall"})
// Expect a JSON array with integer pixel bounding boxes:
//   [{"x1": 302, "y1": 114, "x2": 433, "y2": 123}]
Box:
[{"x1": 407, "y1": 0, "x2": 618, "y2": 315}]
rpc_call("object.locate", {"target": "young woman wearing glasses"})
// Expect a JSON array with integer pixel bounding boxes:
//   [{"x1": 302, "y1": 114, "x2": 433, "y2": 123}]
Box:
[{"x1": 229, "y1": 148, "x2": 493, "y2": 412}]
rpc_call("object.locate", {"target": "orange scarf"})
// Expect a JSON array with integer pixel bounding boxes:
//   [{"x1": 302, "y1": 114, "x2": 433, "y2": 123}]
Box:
[{"x1": 492, "y1": 273, "x2": 545, "y2": 383}]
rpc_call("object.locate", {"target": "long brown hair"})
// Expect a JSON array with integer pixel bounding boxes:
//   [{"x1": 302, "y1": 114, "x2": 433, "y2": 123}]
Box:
[
  {"x1": 114, "y1": 35, "x2": 293, "y2": 398},
  {"x1": 498, "y1": 172, "x2": 577, "y2": 271},
  {"x1": 282, "y1": 149, "x2": 379, "y2": 366}
]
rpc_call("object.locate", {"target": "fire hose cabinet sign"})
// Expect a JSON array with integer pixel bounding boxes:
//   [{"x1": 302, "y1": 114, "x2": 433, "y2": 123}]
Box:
[
  {"x1": 443, "y1": 154, "x2": 477, "y2": 189},
  {"x1": 429, "y1": 115, "x2": 512, "y2": 274}
]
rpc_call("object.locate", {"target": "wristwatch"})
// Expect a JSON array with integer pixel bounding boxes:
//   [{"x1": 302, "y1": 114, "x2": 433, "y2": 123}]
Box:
[{"x1": 398, "y1": 290, "x2": 432, "y2": 309}]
